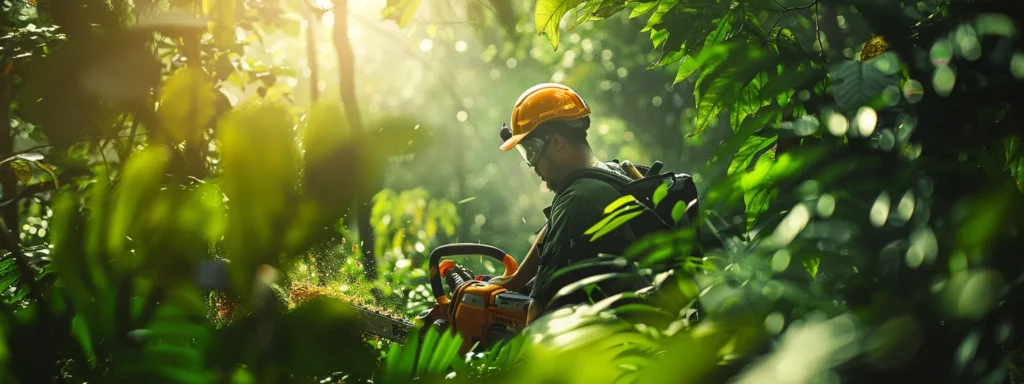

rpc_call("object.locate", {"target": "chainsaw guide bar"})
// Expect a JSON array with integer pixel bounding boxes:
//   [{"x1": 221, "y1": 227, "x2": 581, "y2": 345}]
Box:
[{"x1": 340, "y1": 300, "x2": 416, "y2": 343}]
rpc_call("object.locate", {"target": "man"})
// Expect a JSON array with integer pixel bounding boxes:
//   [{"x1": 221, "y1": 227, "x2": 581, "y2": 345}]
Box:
[{"x1": 488, "y1": 83, "x2": 646, "y2": 322}]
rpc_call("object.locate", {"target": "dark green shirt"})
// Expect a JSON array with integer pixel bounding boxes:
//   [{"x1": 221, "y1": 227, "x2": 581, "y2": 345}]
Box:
[{"x1": 529, "y1": 162, "x2": 640, "y2": 307}]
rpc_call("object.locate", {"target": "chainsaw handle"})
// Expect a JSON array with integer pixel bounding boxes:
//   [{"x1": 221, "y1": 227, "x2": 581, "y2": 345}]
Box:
[{"x1": 428, "y1": 243, "x2": 518, "y2": 305}]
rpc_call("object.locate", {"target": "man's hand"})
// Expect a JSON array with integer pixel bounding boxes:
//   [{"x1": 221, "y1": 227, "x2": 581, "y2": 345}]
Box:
[
  {"x1": 487, "y1": 274, "x2": 523, "y2": 292},
  {"x1": 487, "y1": 275, "x2": 513, "y2": 286}
]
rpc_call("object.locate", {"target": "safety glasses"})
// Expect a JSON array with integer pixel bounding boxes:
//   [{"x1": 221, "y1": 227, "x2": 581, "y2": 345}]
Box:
[{"x1": 515, "y1": 136, "x2": 548, "y2": 168}]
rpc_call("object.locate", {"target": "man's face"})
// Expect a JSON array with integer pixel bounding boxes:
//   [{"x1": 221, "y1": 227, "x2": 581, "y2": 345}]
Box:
[{"x1": 518, "y1": 134, "x2": 569, "y2": 191}]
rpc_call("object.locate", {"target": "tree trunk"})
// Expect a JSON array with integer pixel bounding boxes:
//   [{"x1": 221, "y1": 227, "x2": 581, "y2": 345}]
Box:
[
  {"x1": 305, "y1": 1, "x2": 319, "y2": 104},
  {"x1": 332, "y1": 0, "x2": 382, "y2": 303},
  {"x1": 1, "y1": 66, "x2": 16, "y2": 236}
]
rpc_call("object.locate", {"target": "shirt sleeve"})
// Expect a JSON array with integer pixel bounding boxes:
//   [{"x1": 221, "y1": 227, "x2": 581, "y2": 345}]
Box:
[{"x1": 530, "y1": 178, "x2": 633, "y2": 305}]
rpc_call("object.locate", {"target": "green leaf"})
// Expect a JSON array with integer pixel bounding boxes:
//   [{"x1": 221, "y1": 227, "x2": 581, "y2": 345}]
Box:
[
  {"x1": 759, "y1": 62, "x2": 822, "y2": 104},
  {"x1": 216, "y1": 102, "x2": 300, "y2": 292},
  {"x1": 275, "y1": 298, "x2": 376, "y2": 380},
  {"x1": 649, "y1": 48, "x2": 684, "y2": 68},
  {"x1": 0, "y1": 259, "x2": 15, "y2": 276},
  {"x1": 704, "y1": 9, "x2": 738, "y2": 48},
  {"x1": 8, "y1": 160, "x2": 32, "y2": 184},
  {"x1": 729, "y1": 135, "x2": 776, "y2": 176},
  {"x1": 630, "y1": 0, "x2": 660, "y2": 18},
  {"x1": 535, "y1": 0, "x2": 588, "y2": 50},
  {"x1": 743, "y1": 151, "x2": 776, "y2": 231},
  {"x1": 585, "y1": 203, "x2": 642, "y2": 236},
  {"x1": 415, "y1": 325, "x2": 440, "y2": 377},
  {"x1": 671, "y1": 200, "x2": 687, "y2": 224},
  {"x1": 0, "y1": 273, "x2": 18, "y2": 292},
  {"x1": 829, "y1": 57, "x2": 899, "y2": 112},
  {"x1": 611, "y1": 303, "x2": 676, "y2": 328},
  {"x1": 573, "y1": 0, "x2": 627, "y2": 27},
  {"x1": 549, "y1": 257, "x2": 632, "y2": 284},
  {"x1": 158, "y1": 66, "x2": 217, "y2": 144},
  {"x1": 673, "y1": 55, "x2": 700, "y2": 84},
  {"x1": 691, "y1": 41, "x2": 776, "y2": 137},
  {"x1": 651, "y1": 28, "x2": 669, "y2": 49},
  {"x1": 707, "y1": 102, "x2": 782, "y2": 176},
  {"x1": 652, "y1": 179, "x2": 670, "y2": 208},
  {"x1": 803, "y1": 256, "x2": 820, "y2": 278},
  {"x1": 1005, "y1": 135, "x2": 1024, "y2": 192},
  {"x1": 71, "y1": 315, "x2": 96, "y2": 367},
  {"x1": 641, "y1": 0, "x2": 680, "y2": 32},
  {"x1": 605, "y1": 194, "x2": 640, "y2": 214},
  {"x1": 589, "y1": 210, "x2": 645, "y2": 241},
  {"x1": 205, "y1": 0, "x2": 236, "y2": 46},
  {"x1": 381, "y1": 0, "x2": 423, "y2": 28},
  {"x1": 108, "y1": 147, "x2": 172, "y2": 267},
  {"x1": 35, "y1": 161, "x2": 58, "y2": 188},
  {"x1": 693, "y1": 79, "x2": 729, "y2": 137},
  {"x1": 547, "y1": 272, "x2": 629, "y2": 306},
  {"x1": 731, "y1": 71, "x2": 771, "y2": 130}
]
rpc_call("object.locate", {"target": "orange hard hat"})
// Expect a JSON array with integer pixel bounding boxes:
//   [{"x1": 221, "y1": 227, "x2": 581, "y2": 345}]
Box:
[{"x1": 499, "y1": 83, "x2": 591, "y2": 151}]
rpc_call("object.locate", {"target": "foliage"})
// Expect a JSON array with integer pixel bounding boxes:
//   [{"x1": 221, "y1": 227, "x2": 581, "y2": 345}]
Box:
[{"x1": 2, "y1": 0, "x2": 1024, "y2": 383}]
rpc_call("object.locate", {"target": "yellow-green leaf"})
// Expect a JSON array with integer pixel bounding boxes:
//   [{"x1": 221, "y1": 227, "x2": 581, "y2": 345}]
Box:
[
  {"x1": 35, "y1": 161, "x2": 59, "y2": 188},
  {"x1": 586, "y1": 204, "x2": 642, "y2": 236},
  {"x1": 652, "y1": 179, "x2": 670, "y2": 208},
  {"x1": 301, "y1": 100, "x2": 351, "y2": 162},
  {"x1": 590, "y1": 210, "x2": 644, "y2": 241},
  {"x1": 204, "y1": 0, "x2": 236, "y2": 47},
  {"x1": 217, "y1": 102, "x2": 300, "y2": 293},
  {"x1": 673, "y1": 55, "x2": 700, "y2": 84},
  {"x1": 671, "y1": 200, "x2": 687, "y2": 224},
  {"x1": 158, "y1": 66, "x2": 217, "y2": 143},
  {"x1": 803, "y1": 256, "x2": 820, "y2": 278},
  {"x1": 535, "y1": 0, "x2": 587, "y2": 50},
  {"x1": 381, "y1": 0, "x2": 423, "y2": 29},
  {"x1": 605, "y1": 194, "x2": 639, "y2": 214},
  {"x1": 8, "y1": 160, "x2": 32, "y2": 184},
  {"x1": 629, "y1": 1, "x2": 659, "y2": 18}
]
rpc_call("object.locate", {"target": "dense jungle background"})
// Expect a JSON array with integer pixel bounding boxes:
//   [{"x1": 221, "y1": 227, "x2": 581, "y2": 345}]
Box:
[{"x1": 2, "y1": 0, "x2": 1024, "y2": 383}]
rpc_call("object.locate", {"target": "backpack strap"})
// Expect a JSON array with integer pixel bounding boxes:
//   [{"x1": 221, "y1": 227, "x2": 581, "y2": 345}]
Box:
[{"x1": 556, "y1": 166, "x2": 633, "y2": 197}]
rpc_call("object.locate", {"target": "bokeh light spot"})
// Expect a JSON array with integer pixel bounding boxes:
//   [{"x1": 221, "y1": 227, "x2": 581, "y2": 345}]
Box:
[
  {"x1": 827, "y1": 112, "x2": 848, "y2": 136},
  {"x1": 933, "y1": 65, "x2": 956, "y2": 96},
  {"x1": 870, "y1": 191, "x2": 890, "y2": 228},
  {"x1": 856, "y1": 107, "x2": 877, "y2": 137}
]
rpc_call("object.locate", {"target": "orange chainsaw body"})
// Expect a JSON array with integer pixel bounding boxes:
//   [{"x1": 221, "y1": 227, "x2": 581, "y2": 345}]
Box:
[
  {"x1": 446, "y1": 279, "x2": 531, "y2": 353},
  {"x1": 417, "y1": 244, "x2": 533, "y2": 354}
]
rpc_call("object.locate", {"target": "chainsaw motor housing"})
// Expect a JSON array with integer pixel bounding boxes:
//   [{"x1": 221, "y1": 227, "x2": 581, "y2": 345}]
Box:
[
  {"x1": 423, "y1": 243, "x2": 533, "y2": 354},
  {"x1": 446, "y1": 279, "x2": 531, "y2": 353}
]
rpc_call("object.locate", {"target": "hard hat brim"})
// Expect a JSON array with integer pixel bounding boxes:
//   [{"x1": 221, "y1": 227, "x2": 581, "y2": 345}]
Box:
[{"x1": 499, "y1": 132, "x2": 527, "y2": 151}]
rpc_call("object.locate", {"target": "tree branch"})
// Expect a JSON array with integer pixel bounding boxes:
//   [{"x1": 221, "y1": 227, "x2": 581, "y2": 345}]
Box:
[
  {"x1": 766, "y1": 0, "x2": 819, "y2": 45},
  {"x1": 332, "y1": 0, "x2": 382, "y2": 304},
  {"x1": 0, "y1": 132, "x2": 149, "y2": 162}
]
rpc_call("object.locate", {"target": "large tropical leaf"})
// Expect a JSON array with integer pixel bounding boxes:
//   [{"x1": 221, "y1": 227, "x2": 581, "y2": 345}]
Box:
[
  {"x1": 829, "y1": 53, "x2": 901, "y2": 112},
  {"x1": 536, "y1": 0, "x2": 588, "y2": 50},
  {"x1": 380, "y1": 325, "x2": 463, "y2": 384},
  {"x1": 729, "y1": 135, "x2": 777, "y2": 176},
  {"x1": 691, "y1": 40, "x2": 776, "y2": 137}
]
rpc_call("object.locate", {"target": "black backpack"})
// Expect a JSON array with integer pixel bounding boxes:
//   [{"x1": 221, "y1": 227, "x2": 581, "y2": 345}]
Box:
[
  {"x1": 559, "y1": 160, "x2": 701, "y2": 242},
  {"x1": 532, "y1": 160, "x2": 703, "y2": 311}
]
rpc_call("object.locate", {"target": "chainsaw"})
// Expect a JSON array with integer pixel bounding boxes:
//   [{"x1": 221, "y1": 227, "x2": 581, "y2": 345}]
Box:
[{"x1": 339, "y1": 243, "x2": 532, "y2": 354}]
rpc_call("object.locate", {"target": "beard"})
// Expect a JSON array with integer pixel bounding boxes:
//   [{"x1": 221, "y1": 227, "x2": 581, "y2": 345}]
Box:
[{"x1": 545, "y1": 180, "x2": 557, "y2": 192}]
